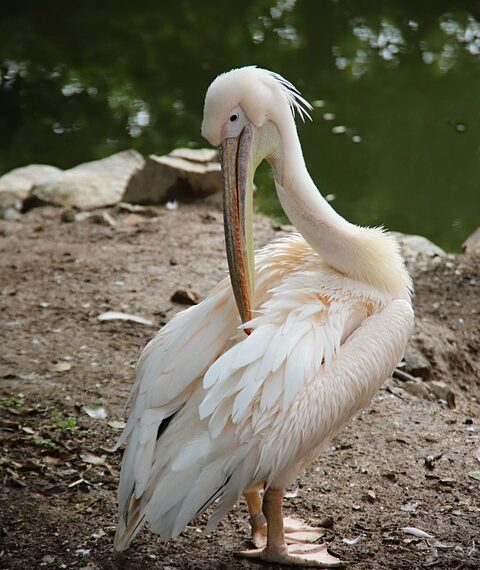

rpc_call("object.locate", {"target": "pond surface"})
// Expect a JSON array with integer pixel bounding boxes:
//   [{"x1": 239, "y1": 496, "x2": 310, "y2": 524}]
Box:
[{"x1": 1, "y1": 0, "x2": 479, "y2": 250}]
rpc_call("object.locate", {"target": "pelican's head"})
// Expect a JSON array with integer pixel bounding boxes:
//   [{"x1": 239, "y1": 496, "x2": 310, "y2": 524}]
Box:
[{"x1": 202, "y1": 66, "x2": 311, "y2": 329}]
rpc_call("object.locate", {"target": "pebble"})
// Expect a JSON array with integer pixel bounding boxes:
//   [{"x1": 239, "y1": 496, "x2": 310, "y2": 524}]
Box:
[{"x1": 171, "y1": 288, "x2": 202, "y2": 305}]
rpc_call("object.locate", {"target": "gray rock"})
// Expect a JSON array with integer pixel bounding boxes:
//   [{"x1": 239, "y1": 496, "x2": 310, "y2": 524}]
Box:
[
  {"x1": 462, "y1": 227, "x2": 480, "y2": 255},
  {"x1": 428, "y1": 380, "x2": 456, "y2": 409},
  {"x1": 0, "y1": 207, "x2": 22, "y2": 221},
  {"x1": 124, "y1": 148, "x2": 221, "y2": 204},
  {"x1": 394, "y1": 232, "x2": 446, "y2": 262},
  {"x1": 0, "y1": 164, "x2": 62, "y2": 211},
  {"x1": 403, "y1": 345, "x2": 432, "y2": 381},
  {"x1": 410, "y1": 321, "x2": 457, "y2": 383},
  {"x1": 400, "y1": 378, "x2": 432, "y2": 401},
  {"x1": 32, "y1": 150, "x2": 144, "y2": 210},
  {"x1": 169, "y1": 148, "x2": 219, "y2": 163}
]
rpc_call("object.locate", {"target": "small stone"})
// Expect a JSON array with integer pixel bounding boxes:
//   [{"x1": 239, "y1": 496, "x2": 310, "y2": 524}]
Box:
[
  {"x1": 92, "y1": 212, "x2": 117, "y2": 227},
  {"x1": 403, "y1": 347, "x2": 431, "y2": 381},
  {"x1": 318, "y1": 516, "x2": 334, "y2": 528},
  {"x1": 401, "y1": 379, "x2": 432, "y2": 401},
  {"x1": 75, "y1": 548, "x2": 91, "y2": 557},
  {"x1": 401, "y1": 502, "x2": 419, "y2": 513},
  {"x1": 171, "y1": 288, "x2": 202, "y2": 305},
  {"x1": 439, "y1": 477, "x2": 456, "y2": 486},
  {"x1": 382, "y1": 471, "x2": 397, "y2": 481},
  {"x1": 61, "y1": 208, "x2": 75, "y2": 223},
  {"x1": 424, "y1": 452, "x2": 443, "y2": 470},
  {"x1": 365, "y1": 489, "x2": 376, "y2": 502},
  {"x1": 122, "y1": 213, "x2": 145, "y2": 226},
  {"x1": 202, "y1": 212, "x2": 218, "y2": 223},
  {"x1": 429, "y1": 381, "x2": 456, "y2": 409},
  {"x1": 48, "y1": 361, "x2": 72, "y2": 373}
]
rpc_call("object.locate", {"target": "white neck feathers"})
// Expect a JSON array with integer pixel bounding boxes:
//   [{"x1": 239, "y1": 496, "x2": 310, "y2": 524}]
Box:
[{"x1": 268, "y1": 113, "x2": 412, "y2": 300}]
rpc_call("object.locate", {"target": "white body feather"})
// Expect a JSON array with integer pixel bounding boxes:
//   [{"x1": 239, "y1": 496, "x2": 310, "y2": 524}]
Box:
[{"x1": 114, "y1": 234, "x2": 414, "y2": 550}]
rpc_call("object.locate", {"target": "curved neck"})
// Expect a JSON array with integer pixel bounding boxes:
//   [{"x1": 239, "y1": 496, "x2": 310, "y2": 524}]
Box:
[
  {"x1": 269, "y1": 121, "x2": 358, "y2": 276},
  {"x1": 265, "y1": 116, "x2": 411, "y2": 300}
]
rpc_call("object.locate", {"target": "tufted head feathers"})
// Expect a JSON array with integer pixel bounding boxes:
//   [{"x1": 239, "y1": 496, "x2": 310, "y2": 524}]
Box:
[{"x1": 202, "y1": 66, "x2": 312, "y2": 146}]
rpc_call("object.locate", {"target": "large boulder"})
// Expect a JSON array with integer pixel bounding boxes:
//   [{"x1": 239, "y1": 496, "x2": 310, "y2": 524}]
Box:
[
  {"x1": 393, "y1": 232, "x2": 446, "y2": 263},
  {"x1": 0, "y1": 164, "x2": 62, "y2": 213},
  {"x1": 123, "y1": 148, "x2": 221, "y2": 204},
  {"x1": 462, "y1": 227, "x2": 480, "y2": 256},
  {"x1": 32, "y1": 150, "x2": 144, "y2": 210}
]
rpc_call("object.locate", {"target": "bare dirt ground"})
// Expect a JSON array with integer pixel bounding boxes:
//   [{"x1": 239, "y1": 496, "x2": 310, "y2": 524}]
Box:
[{"x1": 1, "y1": 202, "x2": 479, "y2": 570}]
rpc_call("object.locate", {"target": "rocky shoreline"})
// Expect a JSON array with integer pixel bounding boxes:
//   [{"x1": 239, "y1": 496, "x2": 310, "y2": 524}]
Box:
[{"x1": 0, "y1": 148, "x2": 222, "y2": 218}]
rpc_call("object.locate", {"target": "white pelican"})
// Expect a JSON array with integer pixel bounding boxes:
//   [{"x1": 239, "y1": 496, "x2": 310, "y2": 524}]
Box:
[{"x1": 114, "y1": 66, "x2": 414, "y2": 567}]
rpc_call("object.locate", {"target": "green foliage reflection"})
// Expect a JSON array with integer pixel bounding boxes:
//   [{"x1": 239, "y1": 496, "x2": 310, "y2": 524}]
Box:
[{"x1": 1, "y1": 0, "x2": 479, "y2": 250}]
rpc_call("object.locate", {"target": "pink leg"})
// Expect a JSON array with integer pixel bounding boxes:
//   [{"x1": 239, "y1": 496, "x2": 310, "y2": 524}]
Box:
[
  {"x1": 238, "y1": 487, "x2": 345, "y2": 567},
  {"x1": 244, "y1": 485, "x2": 326, "y2": 548}
]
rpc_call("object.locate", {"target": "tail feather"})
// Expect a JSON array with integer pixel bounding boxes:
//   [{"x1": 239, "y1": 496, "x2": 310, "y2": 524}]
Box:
[
  {"x1": 115, "y1": 423, "x2": 258, "y2": 549},
  {"x1": 114, "y1": 494, "x2": 145, "y2": 552}
]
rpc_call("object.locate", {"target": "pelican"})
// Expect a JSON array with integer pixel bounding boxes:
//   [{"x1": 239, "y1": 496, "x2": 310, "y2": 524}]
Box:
[{"x1": 114, "y1": 66, "x2": 414, "y2": 567}]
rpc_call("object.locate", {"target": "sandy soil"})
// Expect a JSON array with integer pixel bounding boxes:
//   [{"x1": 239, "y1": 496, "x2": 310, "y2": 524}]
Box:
[{"x1": 1, "y1": 202, "x2": 479, "y2": 570}]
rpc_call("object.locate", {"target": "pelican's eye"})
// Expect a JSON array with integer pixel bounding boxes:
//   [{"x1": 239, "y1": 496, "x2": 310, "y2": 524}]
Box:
[{"x1": 229, "y1": 113, "x2": 239, "y2": 122}]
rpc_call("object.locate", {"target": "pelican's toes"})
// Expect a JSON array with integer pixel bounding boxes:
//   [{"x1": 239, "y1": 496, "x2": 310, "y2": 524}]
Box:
[
  {"x1": 284, "y1": 516, "x2": 326, "y2": 544},
  {"x1": 251, "y1": 516, "x2": 325, "y2": 548},
  {"x1": 236, "y1": 542, "x2": 346, "y2": 568}
]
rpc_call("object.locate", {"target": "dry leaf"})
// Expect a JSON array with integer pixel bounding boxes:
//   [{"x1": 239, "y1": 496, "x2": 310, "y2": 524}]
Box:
[
  {"x1": 108, "y1": 420, "x2": 126, "y2": 430},
  {"x1": 83, "y1": 405, "x2": 107, "y2": 420},
  {"x1": 80, "y1": 452, "x2": 107, "y2": 466},
  {"x1": 403, "y1": 527, "x2": 433, "y2": 539},
  {"x1": 97, "y1": 311, "x2": 153, "y2": 326},
  {"x1": 343, "y1": 536, "x2": 362, "y2": 545}
]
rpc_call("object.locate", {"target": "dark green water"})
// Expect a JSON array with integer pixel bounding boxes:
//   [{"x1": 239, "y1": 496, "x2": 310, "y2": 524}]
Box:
[{"x1": 1, "y1": 0, "x2": 479, "y2": 250}]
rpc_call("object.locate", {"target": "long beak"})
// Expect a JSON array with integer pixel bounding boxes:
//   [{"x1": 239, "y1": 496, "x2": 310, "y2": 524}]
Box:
[{"x1": 221, "y1": 125, "x2": 255, "y2": 332}]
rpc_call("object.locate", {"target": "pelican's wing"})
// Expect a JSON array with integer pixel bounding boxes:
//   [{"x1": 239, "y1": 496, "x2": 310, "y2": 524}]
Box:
[
  {"x1": 114, "y1": 241, "x2": 291, "y2": 550},
  {"x1": 114, "y1": 279, "x2": 237, "y2": 547},
  {"x1": 196, "y1": 296, "x2": 414, "y2": 529}
]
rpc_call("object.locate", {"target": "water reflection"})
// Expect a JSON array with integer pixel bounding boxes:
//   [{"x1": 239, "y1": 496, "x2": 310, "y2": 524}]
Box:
[{"x1": 1, "y1": 0, "x2": 479, "y2": 250}]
